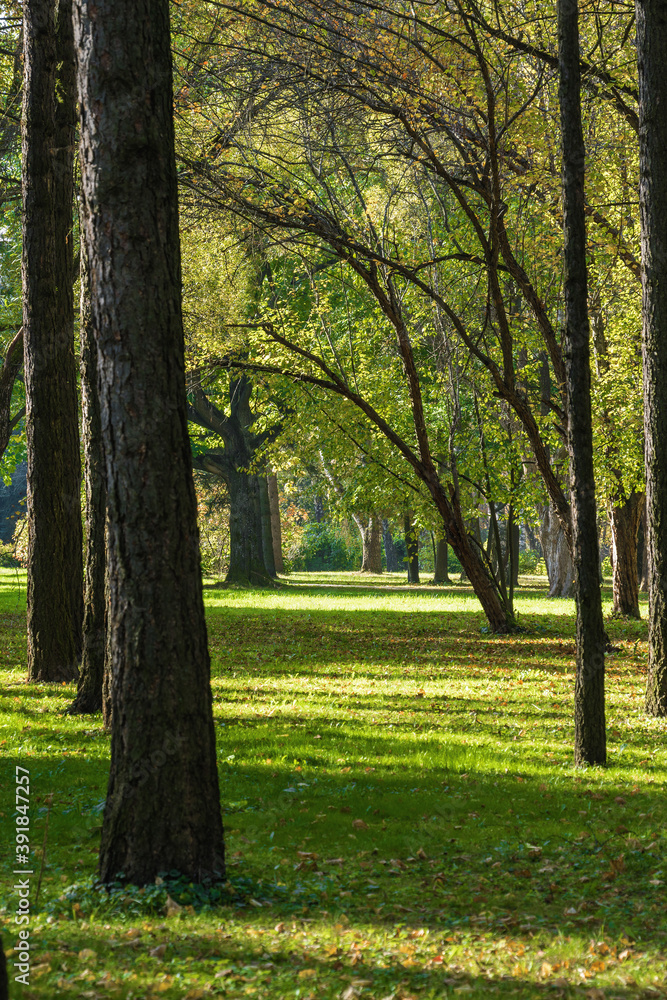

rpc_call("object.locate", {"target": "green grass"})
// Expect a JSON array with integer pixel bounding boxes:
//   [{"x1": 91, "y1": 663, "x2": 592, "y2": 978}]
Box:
[{"x1": 1, "y1": 567, "x2": 666, "y2": 999}]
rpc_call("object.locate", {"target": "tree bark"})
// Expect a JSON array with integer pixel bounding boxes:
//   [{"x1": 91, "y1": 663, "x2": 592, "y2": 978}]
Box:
[
  {"x1": 404, "y1": 512, "x2": 420, "y2": 583},
  {"x1": 559, "y1": 0, "x2": 606, "y2": 765},
  {"x1": 0, "y1": 327, "x2": 24, "y2": 461},
  {"x1": 226, "y1": 470, "x2": 272, "y2": 585},
  {"x1": 539, "y1": 505, "x2": 575, "y2": 597},
  {"x1": 267, "y1": 473, "x2": 285, "y2": 573},
  {"x1": 382, "y1": 518, "x2": 399, "y2": 572},
  {"x1": 76, "y1": 0, "x2": 224, "y2": 883},
  {"x1": 355, "y1": 512, "x2": 382, "y2": 573},
  {"x1": 609, "y1": 492, "x2": 643, "y2": 619},
  {"x1": 259, "y1": 473, "x2": 276, "y2": 578},
  {"x1": 23, "y1": 0, "x2": 83, "y2": 682},
  {"x1": 68, "y1": 221, "x2": 106, "y2": 715},
  {"x1": 433, "y1": 535, "x2": 450, "y2": 584},
  {"x1": 636, "y1": 0, "x2": 667, "y2": 715},
  {"x1": 638, "y1": 500, "x2": 648, "y2": 592}
]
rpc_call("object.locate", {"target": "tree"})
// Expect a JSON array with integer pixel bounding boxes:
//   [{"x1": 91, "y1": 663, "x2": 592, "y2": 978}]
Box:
[
  {"x1": 75, "y1": 0, "x2": 225, "y2": 883},
  {"x1": 636, "y1": 0, "x2": 667, "y2": 715},
  {"x1": 558, "y1": 0, "x2": 606, "y2": 764},
  {"x1": 22, "y1": 0, "x2": 83, "y2": 682}
]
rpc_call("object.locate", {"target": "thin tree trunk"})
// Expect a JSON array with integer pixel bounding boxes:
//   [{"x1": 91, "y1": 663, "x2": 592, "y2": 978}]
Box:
[
  {"x1": 23, "y1": 0, "x2": 83, "y2": 682},
  {"x1": 539, "y1": 505, "x2": 575, "y2": 597},
  {"x1": 267, "y1": 473, "x2": 284, "y2": 573},
  {"x1": 559, "y1": 0, "x2": 606, "y2": 764},
  {"x1": 355, "y1": 513, "x2": 382, "y2": 573},
  {"x1": 382, "y1": 518, "x2": 399, "y2": 572},
  {"x1": 259, "y1": 473, "x2": 276, "y2": 578},
  {"x1": 636, "y1": 0, "x2": 667, "y2": 715},
  {"x1": 0, "y1": 327, "x2": 24, "y2": 460},
  {"x1": 609, "y1": 493, "x2": 643, "y2": 619},
  {"x1": 76, "y1": 0, "x2": 224, "y2": 883},
  {"x1": 404, "y1": 512, "x2": 420, "y2": 583},
  {"x1": 433, "y1": 535, "x2": 450, "y2": 584},
  {"x1": 638, "y1": 500, "x2": 648, "y2": 592},
  {"x1": 68, "y1": 221, "x2": 106, "y2": 715}
]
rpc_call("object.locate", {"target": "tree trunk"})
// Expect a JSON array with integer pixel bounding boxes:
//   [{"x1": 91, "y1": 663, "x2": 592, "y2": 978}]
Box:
[
  {"x1": 559, "y1": 0, "x2": 606, "y2": 765},
  {"x1": 355, "y1": 513, "x2": 382, "y2": 573},
  {"x1": 382, "y1": 518, "x2": 399, "y2": 571},
  {"x1": 0, "y1": 327, "x2": 24, "y2": 461},
  {"x1": 227, "y1": 470, "x2": 271, "y2": 585},
  {"x1": 433, "y1": 535, "x2": 450, "y2": 583},
  {"x1": 638, "y1": 500, "x2": 648, "y2": 592},
  {"x1": 539, "y1": 505, "x2": 575, "y2": 597},
  {"x1": 68, "y1": 222, "x2": 106, "y2": 715},
  {"x1": 259, "y1": 473, "x2": 276, "y2": 578},
  {"x1": 459, "y1": 518, "x2": 480, "y2": 582},
  {"x1": 267, "y1": 473, "x2": 284, "y2": 573},
  {"x1": 23, "y1": 0, "x2": 83, "y2": 682},
  {"x1": 76, "y1": 0, "x2": 225, "y2": 883},
  {"x1": 404, "y1": 513, "x2": 420, "y2": 583},
  {"x1": 609, "y1": 492, "x2": 643, "y2": 619},
  {"x1": 636, "y1": 0, "x2": 667, "y2": 715}
]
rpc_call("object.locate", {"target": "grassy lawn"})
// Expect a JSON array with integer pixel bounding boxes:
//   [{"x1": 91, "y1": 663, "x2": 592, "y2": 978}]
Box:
[{"x1": 1, "y1": 568, "x2": 666, "y2": 999}]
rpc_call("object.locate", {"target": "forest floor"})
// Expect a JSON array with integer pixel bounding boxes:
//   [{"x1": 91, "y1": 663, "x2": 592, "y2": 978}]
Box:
[{"x1": 0, "y1": 569, "x2": 666, "y2": 999}]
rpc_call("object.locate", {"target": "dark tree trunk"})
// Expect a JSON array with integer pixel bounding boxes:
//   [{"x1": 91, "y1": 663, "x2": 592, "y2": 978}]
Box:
[
  {"x1": 355, "y1": 513, "x2": 382, "y2": 573},
  {"x1": 68, "y1": 223, "x2": 106, "y2": 715},
  {"x1": 259, "y1": 473, "x2": 276, "y2": 578},
  {"x1": 267, "y1": 473, "x2": 285, "y2": 573},
  {"x1": 636, "y1": 0, "x2": 667, "y2": 715},
  {"x1": 76, "y1": 0, "x2": 225, "y2": 883},
  {"x1": 0, "y1": 326, "x2": 24, "y2": 460},
  {"x1": 540, "y1": 505, "x2": 575, "y2": 597},
  {"x1": 226, "y1": 470, "x2": 271, "y2": 584},
  {"x1": 23, "y1": 0, "x2": 83, "y2": 682},
  {"x1": 609, "y1": 493, "x2": 643, "y2": 619},
  {"x1": 404, "y1": 512, "x2": 420, "y2": 583},
  {"x1": 559, "y1": 0, "x2": 606, "y2": 765},
  {"x1": 382, "y1": 518, "x2": 399, "y2": 571},
  {"x1": 638, "y1": 500, "x2": 648, "y2": 592},
  {"x1": 433, "y1": 535, "x2": 450, "y2": 584}
]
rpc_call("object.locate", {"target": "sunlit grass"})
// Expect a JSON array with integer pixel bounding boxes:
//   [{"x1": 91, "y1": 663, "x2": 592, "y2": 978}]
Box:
[{"x1": 1, "y1": 567, "x2": 665, "y2": 998}]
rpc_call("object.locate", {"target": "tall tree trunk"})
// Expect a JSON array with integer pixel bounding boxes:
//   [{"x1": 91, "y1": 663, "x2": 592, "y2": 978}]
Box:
[
  {"x1": 259, "y1": 473, "x2": 276, "y2": 578},
  {"x1": 355, "y1": 513, "x2": 382, "y2": 573},
  {"x1": 638, "y1": 500, "x2": 648, "y2": 592},
  {"x1": 0, "y1": 327, "x2": 24, "y2": 460},
  {"x1": 433, "y1": 535, "x2": 450, "y2": 584},
  {"x1": 68, "y1": 222, "x2": 106, "y2": 715},
  {"x1": 609, "y1": 493, "x2": 643, "y2": 619},
  {"x1": 382, "y1": 518, "x2": 399, "y2": 572},
  {"x1": 76, "y1": 0, "x2": 225, "y2": 883},
  {"x1": 226, "y1": 470, "x2": 271, "y2": 585},
  {"x1": 539, "y1": 505, "x2": 575, "y2": 597},
  {"x1": 404, "y1": 512, "x2": 420, "y2": 583},
  {"x1": 636, "y1": 0, "x2": 667, "y2": 715},
  {"x1": 559, "y1": 0, "x2": 606, "y2": 764},
  {"x1": 267, "y1": 473, "x2": 284, "y2": 573},
  {"x1": 23, "y1": 0, "x2": 83, "y2": 682}
]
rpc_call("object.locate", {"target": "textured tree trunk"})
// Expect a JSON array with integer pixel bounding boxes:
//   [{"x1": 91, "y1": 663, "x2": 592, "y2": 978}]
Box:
[
  {"x1": 355, "y1": 513, "x2": 382, "y2": 573},
  {"x1": 539, "y1": 505, "x2": 575, "y2": 597},
  {"x1": 559, "y1": 0, "x2": 606, "y2": 764},
  {"x1": 609, "y1": 493, "x2": 643, "y2": 619},
  {"x1": 0, "y1": 327, "x2": 24, "y2": 460},
  {"x1": 76, "y1": 0, "x2": 225, "y2": 883},
  {"x1": 227, "y1": 470, "x2": 271, "y2": 585},
  {"x1": 638, "y1": 500, "x2": 648, "y2": 592},
  {"x1": 636, "y1": 0, "x2": 667, "y2": 715},
  {"x1": 23, "y1": 0, "x2": 83, "y2": 682},
  {"x1": 404, "y1": 513, "x2": 420, "y2": 583},
  {"x1": 267, "y1": 473, "x2": 284, "y2": 573},
  {"x1": 259, "y1": 473, "x2": 276, "y2": 578},
  {"x1": 68, "y1": 224, "x2": 106, "y2": 715},
  {"x1": 382, "y1": 518, "x2": 399, "y2": 572},
  {"x1": 433, "y1": 535, "x2": 450, "y2": 583}
]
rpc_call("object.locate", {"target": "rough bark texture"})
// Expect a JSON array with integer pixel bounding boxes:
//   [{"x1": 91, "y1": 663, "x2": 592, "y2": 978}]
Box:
[
  {"x1": 636, "y1": 0, "x2": 667, "y2": 715},
  {"x1": 68, "y1": 227, "x2": 106, "y2": 715},
  {"x1": 355, "y1": 513, "x2": 383, "y2": 573},
  {"x1": 76, "y1": 0, "x2": 224, "y2": 883},
  {"x1": 23, "y1": 0, "x2": 83, "y2": 682},
  {"x1": 638, "y1": 500, "x2": 648, "y2": 592},
  {"x1": 404, "y1": 513, "x2": 420, "y2": 583},
  {"x1": 259, "y1": 473, "x2": 276, "y2": 578},
  {"x1": 609, "y1": 493, "x2": 643, "y2": 618},
  {"x1": 188, "y1": 379, "x2": 275, "y2": 586},
  {"x1": 267, "y1": 473, "x2": 285, "y2": 573},
  {"x1": 559, "y1": 0, "x2": 606, "y2": 764},
  {"x1": 540, "y1": 505, "x2": 575, "y2": 597},
  {"x1": 382, "y1": 519, "x2": 399, "y2": 572},
  {"x1": 433, "y1": 536, "x2": 450, "y2": 584},
  {"x1": 0, "y1": 326, "x2": 24, "y2": 460}
]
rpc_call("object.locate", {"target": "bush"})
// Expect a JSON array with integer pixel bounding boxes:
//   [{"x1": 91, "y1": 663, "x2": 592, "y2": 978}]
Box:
[
  {"x1": 291, "y1": 521, "x2": 358, "y2": 571},
  {"x1": 0, "y1": 541, "x2": 20, "y2": 567}
]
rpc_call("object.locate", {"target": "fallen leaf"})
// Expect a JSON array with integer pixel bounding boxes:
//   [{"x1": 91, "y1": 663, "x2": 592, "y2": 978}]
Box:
[{"x1": 353, "y1": 819, "x2": 368, "y2": 830}]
